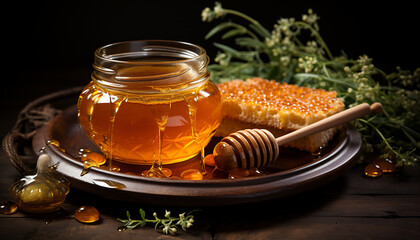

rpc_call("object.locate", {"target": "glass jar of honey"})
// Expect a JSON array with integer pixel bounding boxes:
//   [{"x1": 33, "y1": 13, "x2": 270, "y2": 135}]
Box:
[{"x1": 78, "y1": 40, "x2": 222, "y2": 165}]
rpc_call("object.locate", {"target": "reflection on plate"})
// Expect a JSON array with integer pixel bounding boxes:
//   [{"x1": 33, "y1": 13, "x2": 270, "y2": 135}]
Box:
[{"x1": 33, "y1": 105, "x2": 362, "y2": 207}]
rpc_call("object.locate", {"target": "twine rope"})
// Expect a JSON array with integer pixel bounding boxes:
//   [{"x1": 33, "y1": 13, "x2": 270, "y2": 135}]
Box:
[{"x1": 2, "y1": 87, "x2": 84, "y2": 175}]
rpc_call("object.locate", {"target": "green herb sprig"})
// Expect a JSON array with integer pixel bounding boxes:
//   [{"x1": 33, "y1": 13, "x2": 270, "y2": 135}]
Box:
[
  {"x1": 118, "y1": 209, "x2": 195, "y2": 235},
  {"x1": 202, "y1": 2, "x2": 420, "y2": 166}
]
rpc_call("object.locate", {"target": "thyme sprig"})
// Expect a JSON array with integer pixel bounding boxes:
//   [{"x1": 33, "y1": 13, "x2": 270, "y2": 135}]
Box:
[
  {"x1": 202, "y1": 2, "x2": 419, "y2": 166},
  {"x1": 118, "y1": 208, "x2": 195, "y2": 235}
]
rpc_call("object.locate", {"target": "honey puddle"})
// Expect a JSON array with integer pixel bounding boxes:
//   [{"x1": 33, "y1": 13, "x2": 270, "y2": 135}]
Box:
[{"x1": 43, "y1": 134, "x2": 337, "y2": 181}]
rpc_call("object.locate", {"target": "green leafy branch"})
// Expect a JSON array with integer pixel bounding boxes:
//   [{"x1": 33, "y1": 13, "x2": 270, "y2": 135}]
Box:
[
  {"x1": 202, "y1": 2, "x2": 420, "y2": 166},
  {"x1": 118, "y1": 208, "x2": 195, "y2": 235}
]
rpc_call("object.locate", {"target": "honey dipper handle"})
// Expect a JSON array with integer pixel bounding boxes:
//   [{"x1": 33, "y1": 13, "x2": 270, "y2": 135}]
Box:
[{"x1": 275, "y1": 102, "x2": 383, "y2": 146}]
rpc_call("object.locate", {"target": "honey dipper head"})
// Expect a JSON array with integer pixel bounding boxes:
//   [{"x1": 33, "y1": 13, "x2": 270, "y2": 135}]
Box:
[
  {"x1": 213, "y1": 142, "x2": 239, "y2": 171},
  {"x1": 213, "y1": 129, "x2": 279, "y2": 171}
]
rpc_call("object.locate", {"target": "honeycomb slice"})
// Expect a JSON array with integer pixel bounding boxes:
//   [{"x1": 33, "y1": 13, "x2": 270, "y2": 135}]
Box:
[
  {"x1": 215, "y1": 78, "x2": 345, "y2": 152},
  {"x1": 217, "y1": 78, "x2": 344, "y2": 131}
]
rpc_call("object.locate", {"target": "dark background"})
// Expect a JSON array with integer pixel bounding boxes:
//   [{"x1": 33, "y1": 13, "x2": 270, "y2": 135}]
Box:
[{"x1": 2, "y1": 0, "x2": 420, "y2": 137}]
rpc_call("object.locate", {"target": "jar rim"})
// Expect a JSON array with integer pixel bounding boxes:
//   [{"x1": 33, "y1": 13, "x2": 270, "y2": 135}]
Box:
[
  {"x1": 94, "y1": 40, "x2": 207, "y2": 65},
  {"x1": 92, "y1": 40, "x2": 210, "y2": 94}
]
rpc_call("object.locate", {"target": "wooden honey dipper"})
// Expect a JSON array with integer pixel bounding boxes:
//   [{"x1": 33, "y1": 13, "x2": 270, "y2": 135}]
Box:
[{"x1": 213, "y1": 102, "x2": 383, "y2": 171}]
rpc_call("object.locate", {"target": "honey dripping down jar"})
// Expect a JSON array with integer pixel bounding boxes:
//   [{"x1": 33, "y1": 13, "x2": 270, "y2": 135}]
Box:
[{"x1": 78, "y1": 40, "x2": 222, "y2": 166}]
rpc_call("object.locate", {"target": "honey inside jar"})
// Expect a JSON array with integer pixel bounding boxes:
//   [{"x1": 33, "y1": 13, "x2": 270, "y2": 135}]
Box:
[{"x1": 78, "y1": 40, "x2": 222, "y2": 165}]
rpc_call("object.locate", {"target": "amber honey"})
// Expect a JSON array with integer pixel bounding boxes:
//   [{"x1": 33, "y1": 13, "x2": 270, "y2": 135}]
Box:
[{"x1": 78, "y1": 40, "x2": 222, "y2": 166}]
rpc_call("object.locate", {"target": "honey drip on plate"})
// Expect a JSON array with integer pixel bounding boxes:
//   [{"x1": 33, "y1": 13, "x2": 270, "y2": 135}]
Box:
[
  {"x1": 87, "y1": 90, "x2": 103, "y2": 136},
  {"x1": 78, "y1": 85, "x2": 102, "y2": 143},
  {"x1": 81, "y1": 160, "x2": 99, "y2": 176},
  {"x1": 148, "y1": 100, "x2": 172, "y2": 178},
  {"x1": 46, "y1": 139, "x2": 65, "y2": 152},
  {"x1": 107, "y1": 94, "x2": 126, "y2": 171},
  {"x1": 184, "y1": 89, "x2": 206, "y2": 174},
  {"x1": 180, "y1": 169, "x2": 203, "y2": 180},
  {"x1": 80, "y1": 149, "x2": 107, "y2": 176},
  {"x1": 141, "y1": 168, "x2": 172, "y2": 178}
]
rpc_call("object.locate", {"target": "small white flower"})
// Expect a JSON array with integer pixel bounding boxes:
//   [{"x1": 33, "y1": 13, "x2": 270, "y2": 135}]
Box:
[
  {"x1": 214, "y1": 2, "x2": 224, "y2": 18},
  {"x1": 162, "y1": 225, "x2": 177, "y2": 235},
  {"x1": 280, "y1": 56, "x2": 290, "y2": 65},
  {"x1": 302, "y1": 9, "x2": 318, "y2": 26},
  {"x1": 201, "y1": 8, "x2": 211, "y2": 22},
  {"x1": 265, "y1": 38, "x2": 275, "y2": 47},
  {"x1": 272, "y1": 48, "x2": 281, "y2": 56},
  {"x1": 282, "y1": 37, "x2": 291, "y2": 45}
]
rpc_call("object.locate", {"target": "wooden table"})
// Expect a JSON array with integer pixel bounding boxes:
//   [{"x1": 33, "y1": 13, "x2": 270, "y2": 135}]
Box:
[{"x1": 1, "y1": 140, "x2": 420, "y2": 239}]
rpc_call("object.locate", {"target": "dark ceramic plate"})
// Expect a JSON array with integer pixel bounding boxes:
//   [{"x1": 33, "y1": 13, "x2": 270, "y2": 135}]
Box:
[{"x1": 33, "y1": 105, "x2": 362, "y2": 207}]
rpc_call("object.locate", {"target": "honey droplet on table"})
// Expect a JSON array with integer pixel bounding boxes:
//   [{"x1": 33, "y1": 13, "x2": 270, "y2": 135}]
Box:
[
  {"x1": 364, "y1": 163, "x2": 383, "y2": 177},
  {"x1": 74, "y1": 206, "x2": 100, "y2": 223},
  {"x1": 0, "y1": 201, "x2": 18, "y2": 215},
  {"x1": 180, "y1": 169, "x2": 203, "y2": 180},
  {"x1": 373, "y1": 158, "x2": 396, "y2": 173}
]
